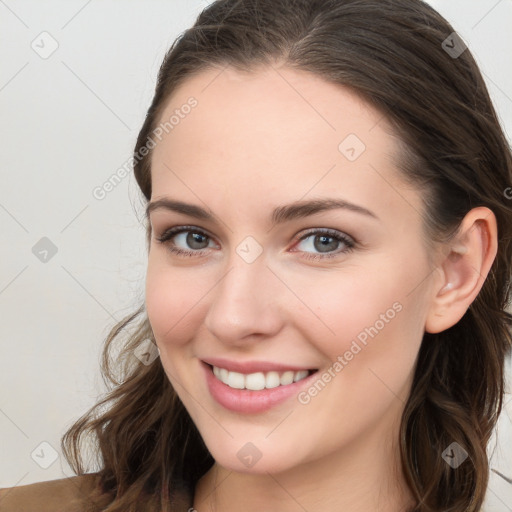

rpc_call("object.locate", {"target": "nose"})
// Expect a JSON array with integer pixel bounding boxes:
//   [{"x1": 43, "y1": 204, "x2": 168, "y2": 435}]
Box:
[{"x1": 203, "y1": 253, "x2": 285, "y2": 346}]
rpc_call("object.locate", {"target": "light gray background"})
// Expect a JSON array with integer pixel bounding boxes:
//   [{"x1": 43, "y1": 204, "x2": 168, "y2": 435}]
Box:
[{"x1": 1, "y1": 1, "x2": 511, "y2": 509}]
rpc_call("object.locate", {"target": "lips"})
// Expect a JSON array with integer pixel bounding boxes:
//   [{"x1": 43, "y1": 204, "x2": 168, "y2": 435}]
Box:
[{"x1": 201, "y1": 359, "x2": 319, "y2": 413}]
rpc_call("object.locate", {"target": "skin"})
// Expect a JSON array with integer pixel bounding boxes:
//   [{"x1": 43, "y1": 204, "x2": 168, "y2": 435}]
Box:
[{"x1": 144, "y1": 63, "x2": 497, "y2": 511}]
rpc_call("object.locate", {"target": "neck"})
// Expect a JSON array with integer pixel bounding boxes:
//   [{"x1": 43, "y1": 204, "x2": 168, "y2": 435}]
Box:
[{"x1": 193, "y1": 415, "x2": 416, "y2": 512}]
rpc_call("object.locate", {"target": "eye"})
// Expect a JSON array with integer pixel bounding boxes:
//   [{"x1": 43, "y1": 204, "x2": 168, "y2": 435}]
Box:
[
  {"x1": 155, "y1": 225, "x2": 356, "y2": 260},
  {"x1": 292, "y1": 228, "x2": 355, "y2": 260},
  {"x1": 155, "y1": 226, "x2": 216, "y2": 257}
]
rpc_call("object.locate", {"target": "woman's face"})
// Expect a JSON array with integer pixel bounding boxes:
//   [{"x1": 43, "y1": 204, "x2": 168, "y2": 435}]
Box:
[{"x1": 145, "y1": 65, "x2": 436, "y2": 474}]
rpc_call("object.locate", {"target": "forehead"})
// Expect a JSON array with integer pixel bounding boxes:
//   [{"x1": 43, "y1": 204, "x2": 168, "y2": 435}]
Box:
[{"x1": 149, "y1": 65, "x2": 424, "y2": 227}]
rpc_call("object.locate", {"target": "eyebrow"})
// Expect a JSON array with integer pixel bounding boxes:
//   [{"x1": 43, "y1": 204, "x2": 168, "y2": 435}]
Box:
[{"x1": 146, "y1": 197, "x2": 379, "y2": 225}]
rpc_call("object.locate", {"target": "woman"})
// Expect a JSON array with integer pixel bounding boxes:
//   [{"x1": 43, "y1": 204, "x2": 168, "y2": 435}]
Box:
[{"x1": 1, "y1": 0, "x2": 510, "y2": 510}]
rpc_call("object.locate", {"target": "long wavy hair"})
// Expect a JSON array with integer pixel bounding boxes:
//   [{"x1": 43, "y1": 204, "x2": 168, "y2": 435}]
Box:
[{"x1": 61, "y1": 1, "x2": 512, "y2": 511}]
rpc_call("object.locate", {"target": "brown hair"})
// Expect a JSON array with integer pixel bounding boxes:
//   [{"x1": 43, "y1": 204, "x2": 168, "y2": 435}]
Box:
[{"x1": 61, "y1": 1, "x2": 512, "y2": 511}]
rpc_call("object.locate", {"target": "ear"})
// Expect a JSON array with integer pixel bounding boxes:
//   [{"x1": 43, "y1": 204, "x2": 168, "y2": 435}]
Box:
[{"x1": 425, "y1": 206, "x2": 498, "y2": 334}]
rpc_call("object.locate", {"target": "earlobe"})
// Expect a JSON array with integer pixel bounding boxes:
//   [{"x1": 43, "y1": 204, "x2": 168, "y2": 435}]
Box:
[{"x1": 424, "y1": 207, "x2": 498, "y2": 334}]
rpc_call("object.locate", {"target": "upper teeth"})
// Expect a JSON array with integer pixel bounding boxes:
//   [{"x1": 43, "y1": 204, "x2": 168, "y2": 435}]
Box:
[{"x1": 212, "y1": 366, "x2": 310, "y2": 390}]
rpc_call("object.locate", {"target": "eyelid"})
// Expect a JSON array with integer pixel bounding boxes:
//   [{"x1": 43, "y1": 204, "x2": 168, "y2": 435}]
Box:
[
  {"x1": 155, "y1": 225, "x2": 217, "y2": 247},
  {"x1": 293, "y1": 227, "x2": 355, "y2": 245}
]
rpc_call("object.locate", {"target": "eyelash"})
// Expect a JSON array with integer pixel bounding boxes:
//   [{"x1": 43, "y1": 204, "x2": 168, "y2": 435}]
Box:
[{"x1": 155, "y1": 225, "x2": 356, "y2": 261}]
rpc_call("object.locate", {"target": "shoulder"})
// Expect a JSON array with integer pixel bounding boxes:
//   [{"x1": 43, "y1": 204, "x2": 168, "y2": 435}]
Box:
[{"x1": 0, "y1": 473, "x2": 101, "y2": 512}]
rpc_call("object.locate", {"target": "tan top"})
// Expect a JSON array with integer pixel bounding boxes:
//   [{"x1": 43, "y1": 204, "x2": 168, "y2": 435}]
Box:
[
  {"x1": 0, "y1": 474, "x2": 193, "y2": 512},
  {"x1": 0, "y1": 474, "x2": 101, "y2": 512}
]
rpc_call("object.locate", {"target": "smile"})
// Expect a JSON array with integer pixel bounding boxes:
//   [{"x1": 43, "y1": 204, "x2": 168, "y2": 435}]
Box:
[{"x1": 201, "y1": 358, "x2": 320, "y2": 413}]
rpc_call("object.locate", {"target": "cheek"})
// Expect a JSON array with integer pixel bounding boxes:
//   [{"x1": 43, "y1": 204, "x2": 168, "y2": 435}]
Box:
[
  {"x1": 290, "y1": 259, "x2": 406, "y2": 348},
  {"x1": 295, "y1": 250, "x2": 427, "y2": 382},
  {"x1": 145, "y1": 257, "x2": 207, "y2": 345},
  {"x1": 292, "y1": 280, "x2": 423, "y2": 448}
]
